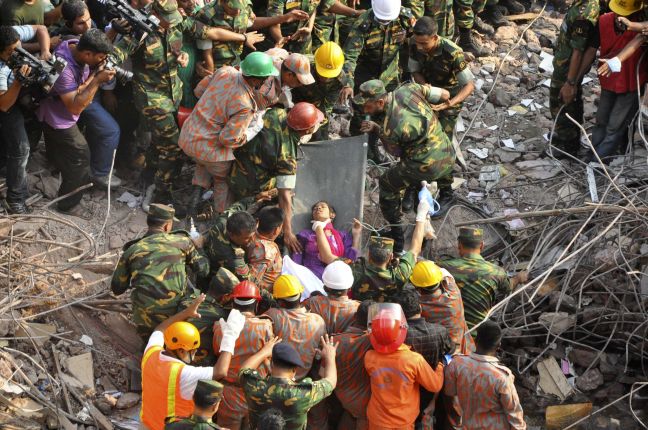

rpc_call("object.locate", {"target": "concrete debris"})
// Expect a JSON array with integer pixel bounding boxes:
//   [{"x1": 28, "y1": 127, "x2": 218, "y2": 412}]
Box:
[
  {"x1": 514, "y1": 159, "x2": 562, "y2": 179},
  {"x1": 576, "y1": 368, "x2": 605, "y2": 392},
  {"x1": 538, "y1": 312, "x2": 576, "y2": 335},
  {"x1": 116, "y1": 392, "x2": 141, "y2": 409},
  {"x1": 63, "y1": 352, "x2": 95, "y2": 390},
  {"x1": 488, "y1": 88, "x2": 513, "y2": 107},
  {"x1": 15, "y1": 322, "x2": 56, "y2": 347},
  {"x1": 537, "y1": 357, "x2": 573, "y2": 401}
]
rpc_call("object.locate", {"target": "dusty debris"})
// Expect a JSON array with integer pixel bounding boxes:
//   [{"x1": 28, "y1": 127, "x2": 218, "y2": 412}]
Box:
[
  {"x1": 538, "y1": 312, "x2": 576, "y2": 335},
  {"x1": 537, "y1": 357, "x2": 573, "y2": 401},
  {"x1": 116, "y1": 392, "x2": 141, "y2": 410},
  {"x1": 576, "y1": 369, "x2": 605, "y2": 392},
  {"x1": 64, "y1": 353, "x2": 95, "y2": 391},
  {"x1": 15, "y1": 322, "x2": 56, "y2": 347}
]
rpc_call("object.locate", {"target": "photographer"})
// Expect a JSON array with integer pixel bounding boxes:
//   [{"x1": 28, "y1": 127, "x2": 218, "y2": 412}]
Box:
[
  {"x1": 36, "y1": 28, "x2": 115, "y2": 217},
  {"x1": 0, "y1": 25, "x2": 47, "y2": 214}
]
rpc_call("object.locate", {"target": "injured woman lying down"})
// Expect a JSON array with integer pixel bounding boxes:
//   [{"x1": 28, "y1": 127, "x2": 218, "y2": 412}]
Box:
[{"x1": 291, "y1": 200, "x2": 361, "y2": 279}]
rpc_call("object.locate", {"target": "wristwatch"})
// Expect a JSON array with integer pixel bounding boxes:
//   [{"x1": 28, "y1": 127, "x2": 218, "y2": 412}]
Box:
[{"x1": 566, "y1": 78, "x2": 577, "y2": 86}]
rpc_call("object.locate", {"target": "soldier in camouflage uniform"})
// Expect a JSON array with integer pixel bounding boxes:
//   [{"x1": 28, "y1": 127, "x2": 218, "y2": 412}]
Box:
[
  {"x1": 340, "y1": 3, "x2": 414, "y2": 161},
  {"x1": 354, "y1": 80, "x2": 455, "y2": 253},
  {"x1": 549, "y1": 0, "x2": 599, "y2": 157},
  {"x1": 239, "y1": 338, "x2": 338, "y2": 429},
  {"x1": 165, "y1": 380, "x2": 225, "y2": 429},
  {"x1": 439, "y1": 227, "x2": 527, "y2": 330},
  {"x1": 111, "y1": 204, "x2": 210, "y2": 339}
]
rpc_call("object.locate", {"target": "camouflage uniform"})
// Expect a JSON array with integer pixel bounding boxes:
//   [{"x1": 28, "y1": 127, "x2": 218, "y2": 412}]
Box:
[
  {"x1": 193, "y1": 0, "x2": 254, "y2": 68},
  {"x1": 291, "y1": 62, "x2": 345, "y2": 140},
  {"x1": 165, "y1": 380, "x2": 225, "y2": 429},
  {"x1": 110, "y1": 1, "x2": 211, "y2": 200},
  {"x1": 550, "y1": 0, "x2": 599, "y2": 155},
  {"x1": 349, "y1": 237, "x2": 416, "y2": 302},
  {"x1": 355, "y1": 80, "x2": 455, "y2": 252},
  {"x1": 313, "y1": 4, "x2": 337, "y2": 51},
  {"x1": 337, "y1": 0, "x2": 370, "y2": 46},
  {"x1": 438, "y1": 228, "x2": 511, "y2": 330},
  {"x1": 342, "y1": 7, "x2": 414, "y2": 139},
  {"x1": 227, "y1": 107, "x2": 299, "y2": 202},
  {"x1": 239, "y1": 368, "x2": 334, "y2": 430},
  {"x1": 267, "y1": 0, "x2": 336, "y2": 53},
  {"x1": 426, "y1": 0, "x2": 457, "y2": 38},
  {"x1": 408, "y1": 37, "x2": 473, "y2": 138},
  {"x1": 111, "y1": 204, "x2": 210, "y2": 338}
]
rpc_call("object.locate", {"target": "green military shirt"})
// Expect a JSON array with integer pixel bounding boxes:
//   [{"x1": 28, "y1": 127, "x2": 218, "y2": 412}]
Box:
[
  {"x1": 228, "y1": 107, "x2": 299, "y2": 201},
  {"x1": 423, "y1": 0, "x2": 454, "y2": 37},
  {"x1": 551, "y1": 0, "x2": 599, "y2": 84},
  {"x1": 239, "y1": 368, "x2": 334, "y2": 430},
  {"x1": 111, "y1": 230, "x2": 210, "y2": 334},
  {"x1": 380, "y1": 82, "x2": 455, "y2": 165},
  {"x1": 342, "y1": 7, "x2": 414, "y2": 90},
  {"x1": 349, "y1": 251, "x2": 416, "y2": 302},
  {"x1": 292, "y1": 61, "x2": 345, "y2": 120},
  {"x1": 110, "y1": 17, "x2": 208, "y2": 111},
  {"x1": 193, "y1": 1, "x2": 253, "y2": 67},
  {"x1": 165, "y1": 414, "x2": 222, "y2": 429},
  {"x1": 439, "y1": 253, "x2": 511, "y2": 330}
]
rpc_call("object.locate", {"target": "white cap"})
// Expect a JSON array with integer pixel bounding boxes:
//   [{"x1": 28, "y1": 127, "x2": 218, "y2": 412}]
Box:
[
  {"x1": 372, "y1": 0, "x2": 401, "y2": 21},
  {"x1": 322, "y1": 261, "x2": 354, "y2": 290}
]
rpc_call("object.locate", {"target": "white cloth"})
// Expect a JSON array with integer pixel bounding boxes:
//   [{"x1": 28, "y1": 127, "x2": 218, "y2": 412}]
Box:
[
  {"x1": 244, "y1": 108, "x2": 266, "y2": 142},
  {"x1": 281, "y1": 255, "x2": 325, "y2": 300},
  {"x1": 144, "y1": 331, "x2": 213, "y2": 400},
  {"x1": 606, "y1": 56, "x2": 622, "y2": 73}
]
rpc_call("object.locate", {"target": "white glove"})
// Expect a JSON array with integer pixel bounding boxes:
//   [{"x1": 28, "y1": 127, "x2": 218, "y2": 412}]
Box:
[
  {"x1": 606, "y1": 56, "x2": 622, "y2": 73},
  {"x1": 218, "y1": 309, "x2": 246, "y2": 354},
  {"x1": 244, "y1": 110, "x2": 266, "y2": 142},
  {"x1": 416, "y1": 199, "x2": 430, "y2": 222},
  {"x1": 311, "y1": 219, "x2": 330, "y2": 231}
]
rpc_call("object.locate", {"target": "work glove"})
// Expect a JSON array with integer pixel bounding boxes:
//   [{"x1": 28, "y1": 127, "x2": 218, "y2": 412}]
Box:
[
  {"x1": 218, "y1": 309, "x2": 246, "y2": 354},
  {"x1": 606, "y1": 56, "x2": 622, "y2": 73},
  {"x1": 311, "y1": 219, "x2": 330, "y2": 231},
  {"x1": 416, "y1": 199, "x2": 430, "y2": 223}
]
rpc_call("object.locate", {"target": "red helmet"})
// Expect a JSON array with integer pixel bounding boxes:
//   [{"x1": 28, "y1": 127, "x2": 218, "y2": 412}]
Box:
[
  {"x1": 287, "y1": 102, "x2": 324, "y2": 131},
  {"x1": 231, "y1": 280, "x2": 261, "y2": 300},
  {"x1": 368, "y1": 303, "x2": 408, "y2": 354}
]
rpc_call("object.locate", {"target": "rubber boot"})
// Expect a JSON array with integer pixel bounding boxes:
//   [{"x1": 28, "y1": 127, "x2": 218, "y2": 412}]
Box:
[
  {"x1": 188, "y1": 185, "x2": 204, "y2": 218},
  {"x1": 401, "y1": 186, "x2": 418, "y2": 213},
  {"x1": 388, "y1": 225, "x2": 405, "y2": 255},
  {"x1": 481, "y1": 5, "x2": 510, "y2": 27},
  {"x1": 473, "y1": 16, "x2": 495, "y2": 36},
  {"x1": 459, "y1": 28, "x2": 491, "y2": 57}
]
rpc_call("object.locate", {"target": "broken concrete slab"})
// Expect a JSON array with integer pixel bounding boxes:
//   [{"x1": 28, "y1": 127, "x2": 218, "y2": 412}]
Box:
[
  {"x1": 514, "y1": 159, "x2": 562, "y2": 179},
  {"x1": 3, "y1": 396, "x2": 47, "y2": 422},
  {"x1": 576, "y1": 368, "x2": 604, "y2": 391},
  {"x1": 116, "y1": 392, "x2": 141, "y2": 409},
  {"x1": 63, "y1": 352, "x2": 94, "y2": 390},
  {"x1": 537, "y1": 357, "x2": 573, "y2": 401},
  {"x1": 539, "y1": 312, "x2": 576, "y2": 335},
  {"x1": 15, "y1": 322, "x2": 56, "y2": 347}
]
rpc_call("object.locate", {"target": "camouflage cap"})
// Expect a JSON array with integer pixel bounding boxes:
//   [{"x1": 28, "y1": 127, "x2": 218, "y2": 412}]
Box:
[
  {"x1": 148, "y1": 203, "x2": 179, "y2": 222},
  {"x1": 458, "y1": 227, "x2": 483, "y2": 241},
  {"x1": 208, "y1": 268, "x2": 240, "y2": 297},
  {"x1": 153, "y1": 0, "x2": 183, "y2": 26},
  {"x1": 369, "y1": 236, "x2": 394, "y2": 251},
  {"x1": 284, "y1": 53, "x2": 315, "y2": 85},
  {"x1": 193, "y1": 380, "x2": 224, "y2": 405},
  {"x1": 353, "y1": 79, "x2": 387, "y2": 105}
]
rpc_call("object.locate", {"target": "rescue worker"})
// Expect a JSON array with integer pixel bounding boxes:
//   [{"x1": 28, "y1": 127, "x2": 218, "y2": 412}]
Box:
[
  {"x1": 444, "y1": 320, "x2": 527, "y2": 429},
  {"x1": 179, "y1": 51, "x2": 278, "y2": 213},
  {"x1": 141, "y1": 295, "x2": 245, "y2": 430},
  {"x1": 239, "y1": 337, "x2": 339, "y2": 429},
  {"x1": 257, "y1": 51, "x2": 315, "y2": 109},
  {"x1": 305, "y1": 260, "x2": 360, "y2": 335},
  {"x1": 439, "y1": 227, "x2": 528, "y2": 330},
  {"x1": 410, "y1": 260, "x2": 474, "y2": 354},
  {"x1": 109, "y1": 0, "x2": 257, "y2": 213},
  {"x1": 227, "y1": 103, "x2": 325, "y2": 254},
  {"x1": 350, "y1": 199, "x2": 432, "y2": 302},
  {"x1": 364, "y1": 303, "x2": 444, "y2": 429},
  {"x1": 291, "y1": 41, "x2": 346, "y2": 141},
  {"x1": 267, "y1": 0, "x2": 362, "y2": 54},
  {"x1": 111, "y1": 204, "x2": 209, "y2": 339},
  {"x1": 247, "y1": 206, "x2": 285, "y2": 291},
  {"x1": 339, "y1": 0, "x2": 414, "y2": 161},
  {"x1": 549, "y1": 0, "x2": 599, "y2": 158},
  {"x1": 212, "y1": 281, "x2": 274, "y2": 430},
  {"x1": 332, "y1": 300, "x2": 373, "y2": 430},
  {"x1": 164, "y1": 380, "x2": 225, "y2": 429},
  {"x1": 355, "y1": 80, "x2": 455, "y2": 253},
  {"x1": 193, "y1": 0, "x2": 309, "y2": 71},
  {"x1": 264, "y1": 275, "x2": 328, "y2": 429}
]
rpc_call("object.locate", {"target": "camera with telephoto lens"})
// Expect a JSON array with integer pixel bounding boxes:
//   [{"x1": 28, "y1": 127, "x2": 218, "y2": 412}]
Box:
[
  {"x1": 104, "y1": 59, "x2": 133, "y2": 82},
  {"x1": 8, "y1": 47, "x2": 67, "y2": 93}
]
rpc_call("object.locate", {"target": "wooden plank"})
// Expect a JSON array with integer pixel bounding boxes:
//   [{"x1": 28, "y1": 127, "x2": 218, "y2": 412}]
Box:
[{"x1": 506, "y1": 12, "x2": 540, "y2": 21}]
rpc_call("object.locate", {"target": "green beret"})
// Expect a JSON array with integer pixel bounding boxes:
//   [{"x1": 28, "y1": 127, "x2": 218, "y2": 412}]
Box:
[
  {"x1": 208, "y1": 268, "x2": 240, "y2": 297},
  {"x1": 148, "y1": 203, "x2": 179, "y2": 222},
  {"x1": 458, "y1": 227, "x2": 483, "y2": 241},
  {"x1": 353, "y1": 79, "x2": 387, "y2": 105},
  {"x1": 193, "y1": 380, "x2": 223, "y2": 404},
  {"x1": 369, "y1": 236, "x2": 394, "y2": 251}
]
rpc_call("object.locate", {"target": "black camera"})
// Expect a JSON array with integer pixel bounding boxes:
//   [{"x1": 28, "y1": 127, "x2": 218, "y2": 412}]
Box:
[
  {"x1": 103, "y1": 0, "x2": 160, "y2": 39},
  {"x1": 104, "y1": 59, "x2": 133, "y2": 82},
  {"x1": 8, "y1": 47, "x2": 67, "y2": 93}
]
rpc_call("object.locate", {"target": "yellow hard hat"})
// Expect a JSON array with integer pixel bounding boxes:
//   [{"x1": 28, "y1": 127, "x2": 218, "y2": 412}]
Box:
[
  {"x1": 609, "y1": 0, "x2": 643, "y2": 15},
  {"x1": 314, "y1": 41, "x2": 344, "y2": 79},
  {"x1": 273, "y1": 274, "x2": 304, "y2": 299},
  {"x1": 410, "y1": 261, "x2": 444, "y2": 288},
  {"x1": 164, "y1": 321, "x2": 200, "y2": 351}
]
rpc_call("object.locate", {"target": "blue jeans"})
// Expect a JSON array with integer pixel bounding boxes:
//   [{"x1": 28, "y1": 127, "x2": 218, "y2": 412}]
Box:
[
  {"x1": 591, "y1": 89, "x2": 638, "y2": 160},
  {"x1": 79, "y1": 96, "x2": 120, "y2": 177},
  {"x1": 0, "y1": 105, "x2": 30, "y2": 204}
]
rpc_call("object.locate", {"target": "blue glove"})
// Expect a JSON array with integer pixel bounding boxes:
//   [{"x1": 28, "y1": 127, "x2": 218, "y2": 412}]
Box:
[{"x1": 418, "y1": 181, "x2": 441, "y2": 217}]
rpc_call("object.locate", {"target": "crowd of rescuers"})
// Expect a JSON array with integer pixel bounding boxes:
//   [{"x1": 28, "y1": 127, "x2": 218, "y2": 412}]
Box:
[{"x1": 2, "y1": 0, "x2": 645, "y2": 427}]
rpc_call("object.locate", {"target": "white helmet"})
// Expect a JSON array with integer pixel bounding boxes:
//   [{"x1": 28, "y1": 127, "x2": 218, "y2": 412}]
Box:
[
  {"x1": 322, "y1": 261, "x2": 354, "y2": 290},
  {"x1": 372, "y1": 0, "x2": 401, "y2": 21}
]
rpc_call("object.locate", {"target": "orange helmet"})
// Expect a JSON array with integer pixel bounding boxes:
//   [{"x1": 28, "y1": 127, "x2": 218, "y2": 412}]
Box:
[
  {"x1": 368, "y1": 303, "x2": 408, "y2": 354},
  {"x1": 164, "y1": 321, "x2": 200, "y2": 351},
  {"x1": 287, "y1": 102, "x2": 324, "y2": 131},
  {"x1": 231, "y1": 280, "x2": 261, "y2": 300}
]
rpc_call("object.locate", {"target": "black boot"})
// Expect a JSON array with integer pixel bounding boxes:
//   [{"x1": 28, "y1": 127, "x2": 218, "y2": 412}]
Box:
[
  {"x1": 388, "y1": 225, "x2": 405, "y2": 255},
  {"x1": 401, "y1": 186, "x2": 418, "y2": 213},
  {"x1": 459, "y1": 28, "x2": 491, "y2": 57},
  {"x1": 473, "y1": 16, "x2": 495, "y2": 36},
  {"x1": 481, "y1": 5, "x2": 509, "y2": 27},
  {"x1": 188, "y1": 185, "x2": 204, "y2": 218},
  {"x1": 499, "y1": 0, "x2": 526, "y2": 13},
  {"x1": 151, "y1": 188, "x2": 187, "y2": 219}
]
